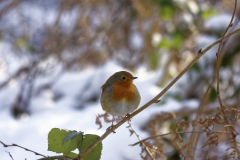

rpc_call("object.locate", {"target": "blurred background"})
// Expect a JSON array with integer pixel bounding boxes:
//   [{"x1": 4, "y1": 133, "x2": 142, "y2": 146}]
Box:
[{"x1": 0, "y1": 0, "x2": 240, "y2": 159}]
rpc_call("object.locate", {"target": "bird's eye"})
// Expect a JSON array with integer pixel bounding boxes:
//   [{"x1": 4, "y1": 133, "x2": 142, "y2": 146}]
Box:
[{"x1": 121, "y1": 76, "x2": 126, "y2": 80}]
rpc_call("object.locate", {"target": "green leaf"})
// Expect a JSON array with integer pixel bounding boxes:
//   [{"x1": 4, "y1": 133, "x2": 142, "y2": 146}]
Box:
[
  {"x1": 14, "y1": 37, "x2": 35, "y2": 53},
  {"x1": 222, "y1": 53, "x2": 235, "y2": 67},
  {"x1": 172, "y1": 33, "x2": 183, "y2": 49},
  {"x1": 155, "y1": 0, "x2": 175, "y2": 21},
  {"x1": 15, "y1": 37, "x2": 28, "y2": 48},
  {"x1": 191, "y1": 63, "x2": 201, "y2": 72},
  {"x1": 173, "y1": 94, "x2": 183, "y2": 101},
  {"x1": 161, "y1": 6, "x2": 174, "y2": 21},
  {"x1": 159, "y1": 38, "x2": 172, "y2": 49},
  {"x1": 79, "y1": 134, "x2": 102, "y2": 160},
  {"x1": 48, "y1": 128, "x2": 83, "y2": 154},
  {"x1": 201, "y1": 9, "x2": 218, "y2": 19},
  {"x1": 63, "y1": 131, "x2": 84, "y2": 144}
]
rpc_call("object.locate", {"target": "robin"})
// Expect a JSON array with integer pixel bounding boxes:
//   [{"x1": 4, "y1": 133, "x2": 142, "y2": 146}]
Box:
[{"x1": 100, "y1": 71, "x2": 141, "y2": 124}]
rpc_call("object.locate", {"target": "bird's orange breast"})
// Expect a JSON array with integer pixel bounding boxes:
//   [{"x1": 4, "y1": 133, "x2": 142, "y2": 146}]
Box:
[{"x1": 112, "y1": 81, "x2": 135, "y2": 102}]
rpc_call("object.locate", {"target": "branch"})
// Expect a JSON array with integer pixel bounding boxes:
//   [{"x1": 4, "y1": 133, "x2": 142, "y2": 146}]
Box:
[
  {"x1": 0, "y1": 66, "x2": 29, "y2": 90},
  {"x1": 5, "y1": 150, "x2": 14, "y2": 160},
  {"x1": 216, "y1": 0, "x2": 237, "y2": 124},
  {"x1": 0, "y1": 140, "x2": 46, "y2": 158}
]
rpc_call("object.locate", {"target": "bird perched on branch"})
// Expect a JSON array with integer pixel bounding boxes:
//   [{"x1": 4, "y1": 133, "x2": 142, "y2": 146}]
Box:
[{"x1": 100, "y1": 71, "x2": 141, "y2": 125}]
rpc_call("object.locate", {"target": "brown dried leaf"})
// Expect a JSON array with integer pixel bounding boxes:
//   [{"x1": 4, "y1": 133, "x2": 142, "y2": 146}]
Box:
[
  {"x1": 202, "y1": 135, "x2": 218, "y2": 148},
  {"x1": 95, "y1": 114, "x2": 103, "y2": 129}
]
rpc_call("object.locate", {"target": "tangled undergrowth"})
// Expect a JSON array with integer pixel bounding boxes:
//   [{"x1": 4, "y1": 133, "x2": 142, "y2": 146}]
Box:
[{"x1": 132, "y1": 107, "x2": 240, "y2": 160}]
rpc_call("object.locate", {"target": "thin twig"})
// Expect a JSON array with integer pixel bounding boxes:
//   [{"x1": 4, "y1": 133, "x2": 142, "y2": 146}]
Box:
[
  {"x1": 0, "y1": 60, "x2": 39, "y2": 90},
  {"x1": 0, "y1": 140, "x2": 47, "y2": 158},
  {"x1": 130, "y1": 130, "x2": 232, "y2": 146},
  {"x1": 5, "y1": 150, "x2": 14, "y2": 160},
  {"x1": 0, "y1": 140, "x2": 68, "y2": 160},
  {"x1": 76, "y1": 27, "x2": 240, "y2": 160},
  {"x1": 216, "y1": 0, "x2": 237, "y2": 125},
  {"x1": 189, "y1": 79, "x2": 215, "y2": 156},
  {"x1": 127, "y1": 121, "x2": 156, "y2": 160}
]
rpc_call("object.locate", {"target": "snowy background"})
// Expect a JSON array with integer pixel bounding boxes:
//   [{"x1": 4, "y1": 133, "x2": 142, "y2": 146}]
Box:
[
  {"x1": 0, "y1": 59, "x2": 201, "y2": 160},
  {"x1": 0, "y1": 1, "x2": 239, "y2": 160}
]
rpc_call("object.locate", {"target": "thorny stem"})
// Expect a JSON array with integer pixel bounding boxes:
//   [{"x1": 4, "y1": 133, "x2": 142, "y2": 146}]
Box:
[{"x1": 77, "y1": 27, "x2": 240, "y2": 160}]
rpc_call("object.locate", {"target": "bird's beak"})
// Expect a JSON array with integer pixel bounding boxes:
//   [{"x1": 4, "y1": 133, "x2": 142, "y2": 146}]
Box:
[{"x1": 132, "y1": 77, "x2": 138, "y2": 80}]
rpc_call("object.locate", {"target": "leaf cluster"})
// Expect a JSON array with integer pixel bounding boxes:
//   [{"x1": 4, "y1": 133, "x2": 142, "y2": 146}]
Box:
[{"x1": 48, "y1": 128, "x2": 102, "y2": 160}]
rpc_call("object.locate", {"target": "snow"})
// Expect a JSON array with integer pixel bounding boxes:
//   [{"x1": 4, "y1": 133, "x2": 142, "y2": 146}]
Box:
[{"x1": 204, "y1": 14, "x2": 232, "y2": 31}]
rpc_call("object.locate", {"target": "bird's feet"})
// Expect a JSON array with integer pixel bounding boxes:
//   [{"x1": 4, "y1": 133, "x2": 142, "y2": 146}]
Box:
[
  {"x1": 125, "y1": 113, "x2": 132, "y2": 122},
  {"x1": 106, "y1": 116, "x2": 116, "y2": 133},
  {"x1": 106, "y1": 125, "x2": 116, "y2": 133}
]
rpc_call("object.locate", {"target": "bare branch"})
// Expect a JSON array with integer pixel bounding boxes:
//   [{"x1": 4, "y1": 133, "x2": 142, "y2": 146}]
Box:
[{"x1": 0, "y1": 140, "x2": 47, "y2": 158}]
